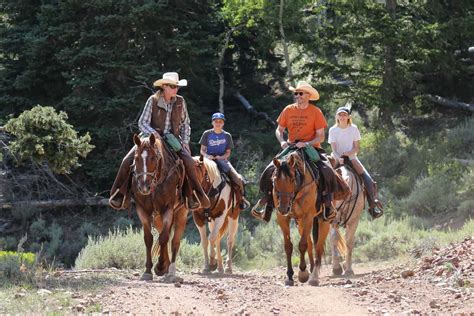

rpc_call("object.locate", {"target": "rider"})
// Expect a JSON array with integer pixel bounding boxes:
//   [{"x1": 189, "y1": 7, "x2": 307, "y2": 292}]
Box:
[
  {"x1": 199, "y1": 112, "x2": 250, "y2": 210},
  {"x1": 253, "y1": 81, "x2": 348, "y2": 222},
  {"x1": 109, "y1": 72, "x2": 211, "y2": 210},
  {"x1": 328, "y1": 106, "x2": 383, "y2": 219}
]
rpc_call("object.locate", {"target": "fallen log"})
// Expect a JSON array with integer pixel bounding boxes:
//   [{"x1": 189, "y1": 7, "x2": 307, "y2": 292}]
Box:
[{"x1": 1, "y1": 197, "x2": 109, "y2": 210}]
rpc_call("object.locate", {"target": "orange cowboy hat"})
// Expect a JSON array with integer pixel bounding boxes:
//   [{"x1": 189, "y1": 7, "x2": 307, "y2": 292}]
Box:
[
  {"x1": 289, "y1": 81, "x2": 320, "y2": 101},
  {"x1": 153, "y1": 72, "x2": 188, "y2": 88}
]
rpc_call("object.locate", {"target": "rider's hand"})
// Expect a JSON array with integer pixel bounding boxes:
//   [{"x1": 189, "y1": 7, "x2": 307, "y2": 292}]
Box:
[
  {"x1": 280, "y1": 141, "x2": 289, "y2": 149},
  {"x1": 295, "y1": 142, "x2": 307, "y2": 149},
  {"x1": 182, "y1": 143, "x2": 191, "y2": 154},
  {"x1": 338, "y1": 158, "x2": 344, "y2": 165}
]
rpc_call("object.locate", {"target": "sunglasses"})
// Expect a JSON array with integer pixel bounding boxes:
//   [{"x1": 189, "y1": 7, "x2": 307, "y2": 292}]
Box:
[
  {"x1": 166, "y1": 84, "x2": 178, "y2": 89},
  {"x1": 294, "y1": 92, "x2": 306, "y2": 96}
]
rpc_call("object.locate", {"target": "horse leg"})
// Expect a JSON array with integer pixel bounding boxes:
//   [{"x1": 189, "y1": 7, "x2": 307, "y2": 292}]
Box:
[
  {"x1": 225, "y1": 216, "x2": 239, "y2": 274},
  {"x1": 155, "y1": 209, "x2": 172, "y2": 276},
  {"x1": 194, "y1": 216, "x2": 210, "y2": 274},
  {"x1": 135, "y1": 205, "x2": 153, "y2": 281},
  {"x1": 277, "y1": 214, "x2": 294, "y2": 286},
  {"x1": 297, "y1": 218, "x2": 312, "y2": 283},
  {"x1": 309, "y1": 218, "x2": 330, "y2": 286},
  {"x1": 208, "y1": 220, "x2": 218, "y2": 271},
  {"x1": 216, "y1": 231, "x2": 224, "y2": 274},
  {"x1": 330, "y1": 226, "x2": 344, "y2": 276},
  {"x1": 167, "y1": 206, "x2": 187, "y2": 282},
  {"x1": 344, "y1": 220, "x2": 359, "y2": 276}
]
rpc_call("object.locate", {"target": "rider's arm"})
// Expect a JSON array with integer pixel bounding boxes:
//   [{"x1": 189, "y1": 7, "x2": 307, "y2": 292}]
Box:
[
  {"x1": 275, "y1": 125, "x2": 288, "y2": 148},
  {"x1": 138, "y1": 97, "x2": 159, "y2": 137},
  {"x1": 306, "y1": 128, "x2": 325, "y2": 147},
  {"x1": 216, "y1": 149, "x2": 231, "y2": 160},
  {"x1": 342, "y1": 140, "x2": 360, "y2": 157},
  {"x1": 179, "y1": 99, "x2": 191, "y2": 144},
  {"x1": 200, "y1": 145, "x2": 212, "y2": 159}
]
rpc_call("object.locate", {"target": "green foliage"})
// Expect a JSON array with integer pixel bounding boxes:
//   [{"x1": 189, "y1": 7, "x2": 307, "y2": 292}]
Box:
[
  {"x1": 0, "y1": 251, "x2": 36, "y2": 282},
  {"x1": 4, "y1": 105, "x2": 94, "y2": 174},
  {"x1": 75, "y1": 227, "x2": 144, "y2": 269}
]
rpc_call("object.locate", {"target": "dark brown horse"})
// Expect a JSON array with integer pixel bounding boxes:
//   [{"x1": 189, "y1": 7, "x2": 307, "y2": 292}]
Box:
[
  {"x1": 192, "y1": 156, "x2": 241, "y2": 274},
  {"x1": 272, "y1": 151, "x2": 346, "y2": 286},
  {"x1": 131, "y1": 133, "x2": 187, "y2": 282}
]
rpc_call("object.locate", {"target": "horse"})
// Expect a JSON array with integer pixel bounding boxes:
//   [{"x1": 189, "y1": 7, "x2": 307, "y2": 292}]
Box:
[
  {"x1": 131, "y1": 133, "x2": 188, "y2": 282},
  {"x1": 192, "y1": 156, "x2": 241, "y2": 274},
  {"x1": 330, "y1": 163, "x2": 365, "y2": 276},
  {"x1": 272, "y1": 151, "x2": 346, "y2": 286}
]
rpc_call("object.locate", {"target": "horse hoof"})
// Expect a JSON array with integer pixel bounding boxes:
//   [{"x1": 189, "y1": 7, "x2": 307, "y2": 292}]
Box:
[
  {"x1": 285, "y1": 279, "x2": 294, "y2": 286},
  {"x1": 218, "y1": 268, "x2": 225, "y2": 274},
  {"x1": 332, "y1": 265, "x2": 344, "y2": 276},
  {"x1": 168, "y1": 275, "x2": 184, "y2": 283},
  {"x1": 344, "y1": 269, "x2": 354, "y2": 277},
  {"x1": 225, "y1": 268, "x2": 233, "y2": 274},
  {"x1": 202, "y1": 267, "x2": 211, "y2": 274},
  {"x1": 298, "y1": 270, "x2": 310, "y2": 283},
  {"x1": 154, "y1": 269, "x2": 167, "y2": 276},
  {"x1": 308, "y1": 279, "x2": 320, "y2": 286},
  {"x1": 209, "y1": 263, "x2": 218, "y2": 271},
  {"x1": 140, "y1": 272, "x2": 153, "y2": 281}
]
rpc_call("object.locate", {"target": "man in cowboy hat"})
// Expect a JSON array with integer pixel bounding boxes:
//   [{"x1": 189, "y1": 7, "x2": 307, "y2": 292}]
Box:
[
  {"x1": 252, "y1": 81, "x2": 348, "y2": 222},
  {"x1": 109, "y1": 72, "x2": 211, "y2": 210}
]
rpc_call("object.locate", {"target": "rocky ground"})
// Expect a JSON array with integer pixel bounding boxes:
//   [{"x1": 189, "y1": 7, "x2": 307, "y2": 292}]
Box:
[{"x1": 3, "y1": 237, "x2": 472, "y2": 315}]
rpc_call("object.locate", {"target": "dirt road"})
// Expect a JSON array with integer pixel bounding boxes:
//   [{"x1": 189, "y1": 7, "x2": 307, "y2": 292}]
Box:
[{"x1": 90, "y1": 260, "x2": 472, "y2": 315}]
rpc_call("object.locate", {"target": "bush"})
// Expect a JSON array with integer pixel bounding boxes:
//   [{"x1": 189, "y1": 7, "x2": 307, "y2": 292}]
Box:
[
  {"x1": 75, "y1": 226, "x2": 144, "y2": 269},
  {"x1": 4, "y1": 105, "x2": 94, "y2": 174},
  {"x1": 0, "y1": 251, "x2": 36, "y2": 282}
]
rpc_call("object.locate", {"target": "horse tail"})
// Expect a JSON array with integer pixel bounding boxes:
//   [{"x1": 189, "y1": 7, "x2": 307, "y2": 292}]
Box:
[
  {"x1": 312, "y1": 216, "x2": 319, "y2": 248},
  {"x1": 335, "y1": 226, "x2": 347, "y2": 257}
]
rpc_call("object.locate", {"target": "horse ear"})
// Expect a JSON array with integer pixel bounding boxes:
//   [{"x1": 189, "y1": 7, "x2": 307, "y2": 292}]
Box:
[
  {"x1": 199, "y1": 154, "x2": 204, "y2": 162},
  {"x1": 273, "y1": 157, "x2": 280, "y2": 168},
  {"x1": 133, "y1": 134, "x2": 141, "y2": 146},
  {"x1": 150, "y1": 133, "x2": 156, "y2": 145},
  {"x1": 288, "y1": 154, "x2": 295, "y2": 167}
]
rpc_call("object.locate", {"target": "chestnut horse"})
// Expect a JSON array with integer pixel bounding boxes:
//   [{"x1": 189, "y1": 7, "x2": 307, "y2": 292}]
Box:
[
  {"x1": 330, "y1": 164, "x2": 365, "y2": 276},
  {"x1": 193, "y1": 156, "x2": 241, "y2": 274},
  {"x1": 131, "y1": 134, "x2": 187, "y2": 282},
  {"x1": 272, "y1": 151, "x2": 346, "y2": 286}
]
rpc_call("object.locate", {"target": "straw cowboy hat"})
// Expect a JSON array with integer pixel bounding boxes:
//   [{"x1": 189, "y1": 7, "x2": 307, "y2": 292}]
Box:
[
  {"x1": 289, "y1": 81, "x2": 320, "y2": 101},
  {"x1": 153, "y1": 72, "x2": 188, "y2": 88}
]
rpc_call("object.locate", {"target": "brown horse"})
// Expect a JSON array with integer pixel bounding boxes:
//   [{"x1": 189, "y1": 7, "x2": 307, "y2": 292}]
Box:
[
  {"x1": 193, "y1": 156, "x2": 241, "y2": 274},
  {"x1": 272, "y1": 151, "x2": 346, "y2": 286},
  {"x1": 330, "y1": 164, "x2": 365, "y2": 276},
  {"x1": 131, "y1": 133, "x2": 187, "y2": 282}
]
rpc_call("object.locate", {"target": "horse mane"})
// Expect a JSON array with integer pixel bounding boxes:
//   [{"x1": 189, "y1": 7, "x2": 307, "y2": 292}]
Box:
[{"x1": 201, "y1": 158, "x2": 222, "y2": 188}]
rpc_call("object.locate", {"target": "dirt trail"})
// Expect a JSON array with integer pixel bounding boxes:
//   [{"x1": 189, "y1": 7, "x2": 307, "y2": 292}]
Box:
[{"x1": 92, "y1": 259, "x2": 472, "y2": 315}]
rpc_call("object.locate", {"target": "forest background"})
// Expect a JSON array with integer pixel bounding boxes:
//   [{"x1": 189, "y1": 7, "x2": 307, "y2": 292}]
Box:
[{"x1": 0, "y1": 0, "x2": 472, "y2": 269}]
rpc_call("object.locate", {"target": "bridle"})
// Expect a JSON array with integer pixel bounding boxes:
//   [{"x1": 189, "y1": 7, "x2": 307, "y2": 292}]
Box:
[
  {"x1": 133, "y1": 145, "x2": 162, "y2": 190},
  {"x1": 273, "y1": 165, "x2": 303, "y2": 211}
]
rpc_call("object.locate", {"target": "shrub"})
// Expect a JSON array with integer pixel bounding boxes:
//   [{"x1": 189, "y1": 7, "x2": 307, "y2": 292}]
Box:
[
  {"x1": 4, "y1": 105, "x2": 94, "y2": 174},
  {"x1": 0, "y1": 251, "x2": 36, "y2": 282}
]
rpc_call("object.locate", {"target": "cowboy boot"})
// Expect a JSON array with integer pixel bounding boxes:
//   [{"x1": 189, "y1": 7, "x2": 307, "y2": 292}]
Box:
[
  {"x1": 180, "y1": 151, "x2": 211, "y2": 209},
  {"x1": 322, "y1": 192, "x2": 336, "y2": 221},
  {"x1": 361, "y1": 172, "x2": 384, "y2": 219},
  {"x1": 109, "y1": 147, "x2": 135, "y2": 210},
  {"x1": 350, "y1": 159, "x2": 383, "y2": 219},
  {"x1": 252, "y1": 163, "x2": 275, "y2": 221},
  {"x1": 228, "y1": 169, "x2": 250, "y2": 210}
]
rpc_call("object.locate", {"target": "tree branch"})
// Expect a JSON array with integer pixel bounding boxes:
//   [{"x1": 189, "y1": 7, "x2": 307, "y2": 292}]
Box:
[
  {"x1": 424, "y1": 94, "x2": 474, "y2": 113},
  {"x1": 234, "y1": 92, "x2": 277, "y2": 128}
]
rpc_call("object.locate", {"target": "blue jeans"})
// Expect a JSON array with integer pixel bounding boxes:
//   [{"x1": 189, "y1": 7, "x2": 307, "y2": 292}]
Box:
[{"x1": 214, "y1": 159, "x2": 232, "y2": 173}]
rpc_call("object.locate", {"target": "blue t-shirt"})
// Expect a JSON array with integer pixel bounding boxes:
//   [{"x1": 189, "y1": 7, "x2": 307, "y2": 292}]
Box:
[{"x1": 199, "y1": 129, "x2": 234, "y2": 156}]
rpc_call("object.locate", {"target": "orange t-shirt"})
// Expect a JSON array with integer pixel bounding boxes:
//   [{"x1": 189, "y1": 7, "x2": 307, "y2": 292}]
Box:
[{"x1": 277, "y1": 103, "x2": 328, "y2": 148}]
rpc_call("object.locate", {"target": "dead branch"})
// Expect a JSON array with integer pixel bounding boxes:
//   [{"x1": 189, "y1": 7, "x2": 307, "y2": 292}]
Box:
[
  {"x1": 424, "y1": 94, "x2": 474, "y2": 113},
  {"x1": 234, "y1": 92, "x2": 277, "y2": 128}
]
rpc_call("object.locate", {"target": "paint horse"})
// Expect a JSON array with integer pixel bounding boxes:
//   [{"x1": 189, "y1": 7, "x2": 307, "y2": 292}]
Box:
[
  {"x1": 193, "y1": 156, "x2": 241, "y2": 274},
  {"x1": 131, "y1": 134, "x2": 187, "y2": 282},
  {"x1": 272, "y1": 151, "x2": 346, "y2": 286},
  {"x1": 330, "y1": 163, "x2": 365, "y2": 276}
]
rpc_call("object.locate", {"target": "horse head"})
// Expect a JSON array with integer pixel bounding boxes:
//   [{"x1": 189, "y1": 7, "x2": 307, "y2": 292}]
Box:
[
  {"x1": 272, "y1": 153, "x2": 303, "y2": 216},
  {"x1": 194, "y1": 155, "x2": 221, "y2": 192},
  {"x1": 133, "y1": 133, "x2": 162, "y2": 195}
]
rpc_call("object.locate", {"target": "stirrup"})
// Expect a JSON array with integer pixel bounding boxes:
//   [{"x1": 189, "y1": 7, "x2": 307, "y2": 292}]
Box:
[
  {"x1": 109, "y1": 189, "x2": 125, "y2": 210},
  {"x1": 368, "y1": 207, "x2": 383, "y2": 219},
  {"x1": 251, "y1": 199, "x2": 266, "y2": 220},
  {"x1": 240, "y1": 197, "x2": 251, "y2": 210},
  {"x1": 323, "y1": 205, "x2": 336, "y2": 222},
  {"x1": 186, "y1": 191, "x2": 201, "y2": 210}
]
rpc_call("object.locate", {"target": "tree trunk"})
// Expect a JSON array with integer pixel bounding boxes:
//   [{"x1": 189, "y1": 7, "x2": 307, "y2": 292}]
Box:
[
  {"x1": 234, "y1": 92, "x2": 276, "y2": 127},
  {"x1": 1, "y1": 197, "x2": 110, "y2": 210},
  {"x1": 279, "y1": 0, "x2": 293, "y2": 84},
  {"x1": 424, "y1": 94, "x2": 474, "y2": 113},
  {"x1": 379, "y1": 0, "x2": 397, "y2": 129}
]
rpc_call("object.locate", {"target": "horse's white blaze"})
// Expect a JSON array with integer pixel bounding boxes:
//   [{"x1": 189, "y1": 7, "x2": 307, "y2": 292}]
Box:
[{"x1": 141, "y1": 150, "x2": 148, "y2": 182}]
